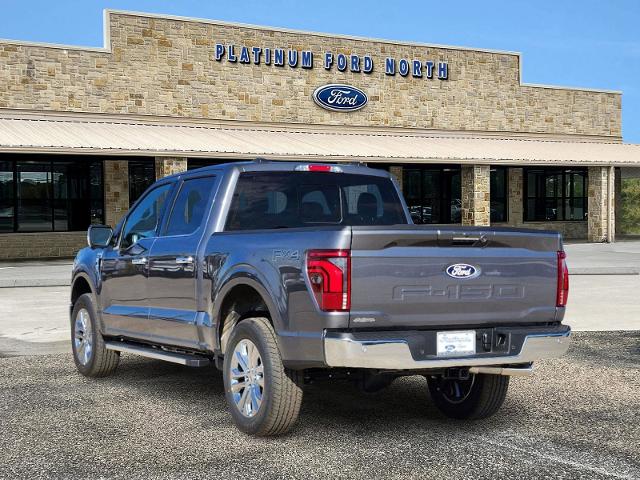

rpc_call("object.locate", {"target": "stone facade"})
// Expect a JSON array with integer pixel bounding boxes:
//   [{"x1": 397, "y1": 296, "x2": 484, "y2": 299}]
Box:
[
  {"x1": 506, "y1": 167, "x2": 524, "y2": 227},
  {"x1": 0, "y1": 11, "x2": 621, "y2": 138},
  {"x1": 104, "y1": 160, "x2": 130, "y2": 227},
  {"x1": 461, "y1": 165, "x2": 490, "y2": 226},
  {"x1": 587, "y1": 166, "x2": 615, "y2": 242},
  {"x1": 615, "y1": 167, "x2": 622, "y2": 237},
  {"x1": 388, "y1": 166, "x2": 403, "y2": 192},
  {"x1": 155, "y1": 156, "x2": 188, "y2": 179}
]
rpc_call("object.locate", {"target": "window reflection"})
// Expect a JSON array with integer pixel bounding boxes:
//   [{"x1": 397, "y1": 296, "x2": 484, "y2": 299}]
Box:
[
  {"x1": 0, "y1": 161, "x2": 14, "y2": 232},
  {"x1": 18, "y1": 162, "x2": 52, "y2": 232},
  {"x1": 1, "y1": 156, "x2": 105, "y2": 232},
  {"x1": 403, "y1": 166, "x2": 461, "y2": 224},
  {"x1": 128, "y1": 160, "x2": 156, "y2": 206},
  {"x1": 525, "y1": 168, "x2": 588, "y2": 221},
  {"x1": 490, "y1": 167, "x2": 508, "y2": 222}
]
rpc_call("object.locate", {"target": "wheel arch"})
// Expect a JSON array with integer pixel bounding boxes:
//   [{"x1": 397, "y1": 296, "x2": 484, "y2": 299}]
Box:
[
  {"x1": 213, "y1": 275, "x2": 282, "y2": 353},
  {"x1": 71, "y1": 272, "x2": 95, "y2": 306}
]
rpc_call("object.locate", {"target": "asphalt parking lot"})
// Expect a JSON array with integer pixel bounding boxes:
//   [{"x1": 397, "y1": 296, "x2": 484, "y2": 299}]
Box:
[{"x1": 1, "y1": 332, "x2": 638, "y2": 480}]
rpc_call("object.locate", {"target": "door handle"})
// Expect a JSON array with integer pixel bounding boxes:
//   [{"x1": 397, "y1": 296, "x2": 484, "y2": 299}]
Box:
[
  {"x1": 175, "y1": 256, "x2": 194, "y2": 265},
  {"x1": 131, "y1": 257, "x2": 148, "y2": 265}
]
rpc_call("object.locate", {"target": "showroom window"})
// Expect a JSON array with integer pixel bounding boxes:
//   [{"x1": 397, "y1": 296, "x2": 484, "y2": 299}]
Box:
[
  {"x1": 128, "y1": 159, "x2": 156, "y2": 206},
  {"x1": 0, "y1": 156, "x2": 104, "y2": 233},
  {"x1": 490, "y1": 167, "x2": 508, "y2": 223},
  {"x1": 0, "y1": 161, "x2": 14, "y2": 232},
  {"x1": 524, "y1": 168, "x2": 588, "y2": 221},
  {"x1": 402, "y1": 166, "x2": 461, "y2": 224}
]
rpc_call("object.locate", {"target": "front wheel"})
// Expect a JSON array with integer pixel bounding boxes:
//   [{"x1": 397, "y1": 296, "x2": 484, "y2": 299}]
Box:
[
  {"x1": 71, "y1": 293, "x2": 119, "y2": 377},
  {"x1": 223, "y1": 317, "x2": 303, "y2": 436},
  {"x1": 427, "y1": 373, "x2": 509, "y2": 420}
]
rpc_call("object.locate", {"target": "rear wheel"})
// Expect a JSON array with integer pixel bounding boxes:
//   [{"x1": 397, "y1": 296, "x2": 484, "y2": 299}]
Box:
[
  {"x1": 427, "y1": 373, "x2": 509, "y2": 419},
  {"x1": 71, "y1": 293, "x2": 119, "y2": 377},
  {"x1": 223, "y1": 317, "x2": 303, "y2": 436}
]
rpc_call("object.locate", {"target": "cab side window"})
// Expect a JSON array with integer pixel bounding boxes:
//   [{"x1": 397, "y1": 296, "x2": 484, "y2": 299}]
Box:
[
  {"x1": 164, "y1": 176, "x2": 216, "y2": 236},
  {"x1": 120, "y1": 183, "x2": 173, "y2": 249}
]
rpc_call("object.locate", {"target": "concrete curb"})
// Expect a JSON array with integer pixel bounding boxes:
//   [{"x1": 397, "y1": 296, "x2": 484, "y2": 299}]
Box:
[
  {"x1": 0, "y1": 279, "x2": 70, "y2": 288},
  {"x1": 570, "y1": 267, "x2": 640, "y2": 275}
]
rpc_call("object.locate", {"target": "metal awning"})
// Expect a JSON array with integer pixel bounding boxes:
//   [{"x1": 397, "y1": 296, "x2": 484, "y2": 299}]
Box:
[{"x1": 0, "y1": 112, "x2": 639, "y2": 166}]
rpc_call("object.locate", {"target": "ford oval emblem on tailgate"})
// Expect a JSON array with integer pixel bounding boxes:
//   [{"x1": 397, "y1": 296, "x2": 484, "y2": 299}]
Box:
[
  {"x1": 312, "y1": 84, "x2": 368, "y2": 112},
  {"x1": 446, "y1": 263, "x2": 480, "y2": 279}
]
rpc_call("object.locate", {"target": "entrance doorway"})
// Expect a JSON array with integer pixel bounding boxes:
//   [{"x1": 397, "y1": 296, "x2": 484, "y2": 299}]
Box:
[{"x1": 402, "y1": 166, "x2": 461, "y2": 224}]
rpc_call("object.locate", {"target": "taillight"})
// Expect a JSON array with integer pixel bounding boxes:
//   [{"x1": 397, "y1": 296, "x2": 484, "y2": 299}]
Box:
[
  {"x1": 557, "y1": 250, "x2": 569, "y2": 307},
  {"x1": 306, "y1": 249, "x2": 351, "y2": 312}
]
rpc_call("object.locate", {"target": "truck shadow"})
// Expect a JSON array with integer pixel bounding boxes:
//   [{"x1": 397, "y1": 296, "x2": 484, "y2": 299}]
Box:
[{"x1": 110, "y1": 355, "x2": 522, "y2": 435}]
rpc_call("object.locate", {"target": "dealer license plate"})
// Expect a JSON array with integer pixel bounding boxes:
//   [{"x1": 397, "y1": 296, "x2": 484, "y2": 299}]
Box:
[{"x1": 437, "y1": 330, "x2": 476, "y2": 357}]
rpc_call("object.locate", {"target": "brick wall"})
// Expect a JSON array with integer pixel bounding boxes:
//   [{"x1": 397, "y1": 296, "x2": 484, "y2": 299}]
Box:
[
  {"x1": 0, "y1": 11, "x2": 621, "y2": 138},
  {"x1": 0, "y1": 232, "x2": 86, "y2": 260}
]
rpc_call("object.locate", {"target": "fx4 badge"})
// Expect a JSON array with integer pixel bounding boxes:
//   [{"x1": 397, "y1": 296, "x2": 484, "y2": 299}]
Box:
[
  {"x1": 446, "y1": 263, "x2": 480, "y2": 279},
  {"x1": 273, "y1": 249, "x2": 300, "y2": 262}
]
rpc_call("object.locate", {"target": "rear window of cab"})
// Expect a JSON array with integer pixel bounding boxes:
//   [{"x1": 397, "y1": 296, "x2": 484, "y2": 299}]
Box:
[{"x1": 225, "y1": 172, "x2": 407, "y2": 231}]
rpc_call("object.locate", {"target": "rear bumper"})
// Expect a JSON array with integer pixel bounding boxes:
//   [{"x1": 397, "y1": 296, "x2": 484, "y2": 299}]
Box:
[{"x1": 323, "y1": 325, "x2": 571, "y2": 371}]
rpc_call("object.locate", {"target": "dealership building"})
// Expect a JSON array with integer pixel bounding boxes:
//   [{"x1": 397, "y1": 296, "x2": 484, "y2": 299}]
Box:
[{"x1": 0, "y1": 10, "x2": 639, "y2": 259}]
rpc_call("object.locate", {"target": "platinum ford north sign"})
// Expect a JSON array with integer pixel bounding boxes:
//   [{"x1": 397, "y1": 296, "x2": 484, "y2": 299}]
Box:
[
  {"x1": 313, "y1": 84, "x2": 368, "y2": 112},
  {"x1": 213, "y1": 44, "x2": 449, "y2": 80}
]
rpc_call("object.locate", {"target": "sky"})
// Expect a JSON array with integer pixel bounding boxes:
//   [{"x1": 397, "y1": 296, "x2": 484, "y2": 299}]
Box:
[{"x1": 1, "y1": 0, "x2": 638, "y2": 142}]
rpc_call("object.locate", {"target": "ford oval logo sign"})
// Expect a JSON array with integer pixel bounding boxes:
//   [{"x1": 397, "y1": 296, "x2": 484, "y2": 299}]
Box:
[
  {"x1": 446, "y1": 263, "x2": 480, "y2": 279},
  {"x1": 312, "y1": 84, "x2": 368, "y2": 112}
]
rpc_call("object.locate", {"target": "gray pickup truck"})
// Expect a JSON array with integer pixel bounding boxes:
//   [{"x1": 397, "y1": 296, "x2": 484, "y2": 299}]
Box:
[{"x1": 71, "y1": 160, "x2": 570, "y2": 436}]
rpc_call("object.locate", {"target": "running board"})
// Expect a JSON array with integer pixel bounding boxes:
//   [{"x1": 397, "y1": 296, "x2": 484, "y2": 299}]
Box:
[{"x1": 105, "y1": 341, "x2": 211, "y2": 367}]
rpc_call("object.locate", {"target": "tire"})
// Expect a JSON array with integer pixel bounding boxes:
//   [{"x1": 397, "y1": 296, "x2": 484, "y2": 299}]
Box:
[
  {"x1": 427, "y1": 373, "x2": 509, "y2": 420},
  {"x1": 223, "y1": 317, "x2": 303, "y2": 436},
  {"x1": 71, "y1": 293, "x2": 119, "y2": 378}
]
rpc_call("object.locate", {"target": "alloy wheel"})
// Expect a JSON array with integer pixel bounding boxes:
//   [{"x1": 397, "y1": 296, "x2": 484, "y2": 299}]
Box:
[
  {"x1": 73, "y1": 308, "x2": 93, "y2": 366},
  {"x1": 229, "y1": 339, "x2": 264, "y2": 418}
]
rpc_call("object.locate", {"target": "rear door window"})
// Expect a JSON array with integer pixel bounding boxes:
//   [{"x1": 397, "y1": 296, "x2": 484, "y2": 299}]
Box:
[
  {"x1": 164, "y1": 176, "x2": 216, "y2": 236},
  {"x1": 225, "y1": 171, "x2": 406, "y2": 231}
]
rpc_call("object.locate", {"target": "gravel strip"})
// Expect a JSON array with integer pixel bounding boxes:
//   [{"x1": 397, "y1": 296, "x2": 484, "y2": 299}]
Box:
[{"x1": 0, "y1": 331, "x2": 638, "y2": 480}]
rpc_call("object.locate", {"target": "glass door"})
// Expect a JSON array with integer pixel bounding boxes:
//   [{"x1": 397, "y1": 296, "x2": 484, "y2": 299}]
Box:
[
  {"x1": 403, "y1": 166, "x2": 461, "y2": 224},
  {"x1": 17, "y1": 162, "x2": 52, "y2": 232}
]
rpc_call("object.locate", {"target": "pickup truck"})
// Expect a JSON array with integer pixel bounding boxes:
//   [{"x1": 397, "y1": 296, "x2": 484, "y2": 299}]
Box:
[{"x1": 71, "y1": 160, "x2": 571, "y2": 436}]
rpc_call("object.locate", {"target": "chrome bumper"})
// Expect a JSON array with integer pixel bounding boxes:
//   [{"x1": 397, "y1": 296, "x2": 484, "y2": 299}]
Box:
[{"x1": 323, "y1": 330, "x2": 571, "y2": 371}]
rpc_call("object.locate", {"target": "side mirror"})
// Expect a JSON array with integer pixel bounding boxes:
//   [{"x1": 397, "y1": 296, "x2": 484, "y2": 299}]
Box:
[{"x1": 87, "y1": 225, "x2": 113, "y2": 248}]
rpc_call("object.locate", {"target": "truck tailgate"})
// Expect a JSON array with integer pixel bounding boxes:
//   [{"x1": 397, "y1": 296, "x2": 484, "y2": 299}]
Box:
[{"x1": 349, "y1": 226, "x2": 562, "y2": 328}]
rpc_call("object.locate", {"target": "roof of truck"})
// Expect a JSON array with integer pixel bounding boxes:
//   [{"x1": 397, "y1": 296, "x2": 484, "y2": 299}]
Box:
[{"x1": 168, "y1": 159, "x2": 392, "y2": 180}]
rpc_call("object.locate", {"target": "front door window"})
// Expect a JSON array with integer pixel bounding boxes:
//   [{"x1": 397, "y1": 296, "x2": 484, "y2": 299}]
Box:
[{"x1": 120, "y1": 183, "x2": 173, "y2": 250}]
